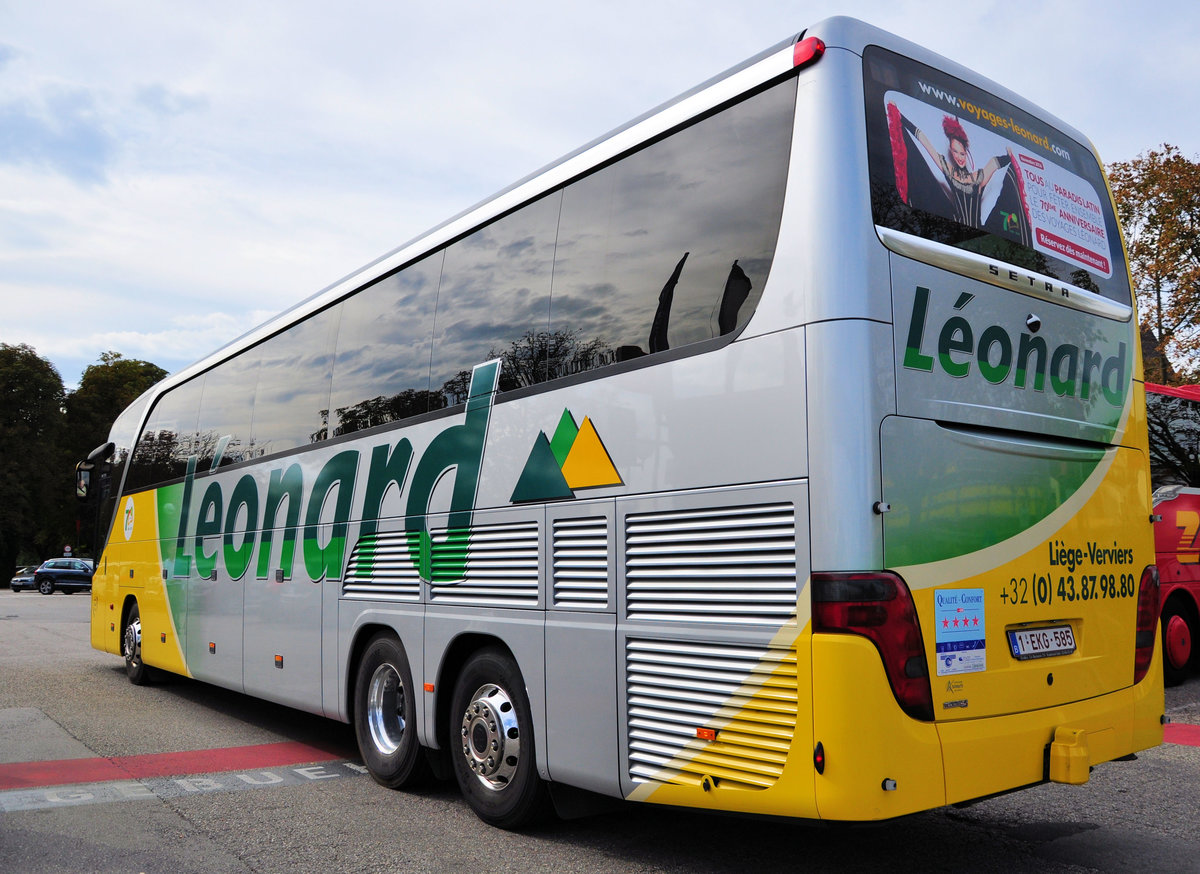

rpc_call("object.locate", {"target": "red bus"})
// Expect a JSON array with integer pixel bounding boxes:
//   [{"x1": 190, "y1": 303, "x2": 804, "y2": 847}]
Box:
[{"x1": 1147, "y1": 383, "x2": 1200, "y2": 684}]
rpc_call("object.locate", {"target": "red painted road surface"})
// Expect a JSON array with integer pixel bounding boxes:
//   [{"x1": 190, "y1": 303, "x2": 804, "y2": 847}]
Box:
[
  {"x1": 1164, "y1": 722, "x2": 1200, "y2": 747},
  {"x1": 0, "y1": 741, "x2": 349, "y2": 791}
]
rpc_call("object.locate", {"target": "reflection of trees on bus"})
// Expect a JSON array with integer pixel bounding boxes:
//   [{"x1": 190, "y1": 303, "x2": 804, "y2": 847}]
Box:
[{"x1": 1147, "y1": 390, "x2": 1200, "y2": 488}]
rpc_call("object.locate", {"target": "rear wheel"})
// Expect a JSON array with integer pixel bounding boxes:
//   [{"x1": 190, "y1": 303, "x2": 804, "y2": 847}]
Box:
[
  {"x1": 1162, "y1": 599, "x2": 1196, "y2": 687},
  {"x1": 123, "y1": 602, "x2": 152, "y2": 685},
  {"x1": 450, "y1": 648, "x2": 549, "y2": 829},
  {"x1": 353, "y1": 633, "x2": 428, "y2": 788},
  {"x1": 37, "y1": 577, "x2": 55, "y2": 595}
]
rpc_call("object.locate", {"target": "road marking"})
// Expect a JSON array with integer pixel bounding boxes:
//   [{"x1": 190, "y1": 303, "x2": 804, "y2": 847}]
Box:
[
  {"x1": 0, "y1": 740, "x2": 350, "y2": 791},
  {"x1": 0, "y1": 759, "x2": 369, "y2": 813},
  {"x1": 1164, "y1": 723, "x2": 1200, "y2": 747}
]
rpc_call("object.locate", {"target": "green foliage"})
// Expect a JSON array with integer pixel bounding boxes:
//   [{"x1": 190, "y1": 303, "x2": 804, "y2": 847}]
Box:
[
  {"x1": 65, "y1": 352, "x2": 166, "y2": 461},
  {"x1": 0, "y1": 348, "x2": 166, "y2": 579},
  {"x1": 1108, "y1": 145, "x2": 1200, "y2": 384},
  {"x1": 0, "y1": 344, "x2": 66, "y2": 577}
]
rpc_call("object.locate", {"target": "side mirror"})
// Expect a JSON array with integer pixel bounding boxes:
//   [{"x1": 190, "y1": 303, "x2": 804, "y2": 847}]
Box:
[{"x1": 75, "y1": 462, "x2": 92, "y2": 500}]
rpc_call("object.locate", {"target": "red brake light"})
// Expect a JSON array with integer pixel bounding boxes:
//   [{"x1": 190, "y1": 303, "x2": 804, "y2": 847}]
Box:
[
  {"x1": 793, "y1": 36, "x2": 826, "y2": 70},
  {"x1": 1134, "y1": 564, "x2": 1160, "y2": 683},
  {"x1": 812, "y1": 572, "x2": 933, "y2": 721}
]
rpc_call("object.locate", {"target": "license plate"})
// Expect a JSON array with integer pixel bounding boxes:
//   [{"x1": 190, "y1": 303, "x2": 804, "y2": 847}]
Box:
[{"x1": 1007, "y1": 625, "x2": 1076, "y2": 660}]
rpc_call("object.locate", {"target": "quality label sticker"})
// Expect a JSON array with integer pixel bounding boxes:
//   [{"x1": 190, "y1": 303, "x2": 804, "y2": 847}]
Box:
[{"x1": 935, "y1": 588, "x2": 986, "y2": 676}]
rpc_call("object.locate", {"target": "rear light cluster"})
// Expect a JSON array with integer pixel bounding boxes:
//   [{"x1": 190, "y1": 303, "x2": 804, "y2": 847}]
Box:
[
  {"x1": 1134, "y1": 564, "x2": 1160, "y2": 684},
  {"x1": 812, "y1": 572, "x2": 934, "y2": 721}
]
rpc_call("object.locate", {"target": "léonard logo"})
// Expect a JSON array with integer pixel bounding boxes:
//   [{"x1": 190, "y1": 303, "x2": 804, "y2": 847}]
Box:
[
  {"x1": 158, "y1": 360, "x2": 622, "y2": 587},
  {"x1": 903, "y1": 286, "x2": 1127, "y2": 407},
  {"x1": 510, "y1": 410, "x2": 622, "y2": 503},
  {"x1": 123, "y1": 496, "x2": 135, "y2": 540}
]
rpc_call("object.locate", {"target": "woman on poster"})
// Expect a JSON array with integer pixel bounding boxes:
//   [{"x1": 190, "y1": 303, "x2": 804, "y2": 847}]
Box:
[{"x1": 888, "y1": 105, "x2": 1016, "y2": 231}]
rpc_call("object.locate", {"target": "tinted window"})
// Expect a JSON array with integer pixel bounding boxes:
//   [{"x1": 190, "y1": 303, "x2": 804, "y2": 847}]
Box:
[
  {"x1": 1147, "y1": 390, "x2": 1200, "y2": 489},
  {"x1": 430, "y1": 193, "x2": 560, "y2": 401},
  {"x1": 195, "y1": 350, "x2": 260, "y2": 470},
  {"x1": 126, "y1": 377, "x2": 204, "y2": 490},
  {"x1": 97, "y1": 394, "x2": 151, "y2": 538},
  {"x1": 329, "y1": 253, "x2": 441, "y2": 435},
  {"x1": 249, "y1": 306, "x2": 340, "y2": 457},
  {"x1": 863, "y1": 45, "x2": 1130, "y2": 305},
  {"x1": 549, "y1": 78, "x2": 795, "y2": 374},
  {"x1": 118, "y1": 76, "x2": 796, "y2": 484}
]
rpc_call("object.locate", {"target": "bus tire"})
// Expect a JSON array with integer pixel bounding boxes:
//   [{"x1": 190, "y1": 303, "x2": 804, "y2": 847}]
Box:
[
  {"x1": 354, "y1": 633, "x2": 428, "y2": 789},
  {"x1": 1162, "y1": 599, "x2": 1195, "y2": 687},
  {"x1": 123, "y1": 602, "x2": 153, "y2": 686},
  {"x1": 450, "y1": 647, "x2": 550, "y2": 829}
]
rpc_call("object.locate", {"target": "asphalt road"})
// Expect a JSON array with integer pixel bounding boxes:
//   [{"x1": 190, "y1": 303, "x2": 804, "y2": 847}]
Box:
[{"x1": 2, "y1": 588, "x2": 1199, "y2": 873}]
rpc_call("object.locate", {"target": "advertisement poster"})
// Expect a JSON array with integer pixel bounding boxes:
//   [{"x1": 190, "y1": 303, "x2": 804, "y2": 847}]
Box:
[{"x1": 883, "y1": 91, "x2": 1113, "y2": 279}]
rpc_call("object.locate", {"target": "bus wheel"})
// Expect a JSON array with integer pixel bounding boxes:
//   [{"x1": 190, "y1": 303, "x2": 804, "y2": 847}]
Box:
[
  {"x1": 354, "y1": 634, "x2": 428, "y2": 788},
  {"x1": 1162, "y1": 600, "x2": 1195, "y2": 687},
  {"x1": 123, "y1": 602, "x2": 152, "y2": 686},
  {"x1": 450, "y1": 648, "x2": 549, "y2": 829}
]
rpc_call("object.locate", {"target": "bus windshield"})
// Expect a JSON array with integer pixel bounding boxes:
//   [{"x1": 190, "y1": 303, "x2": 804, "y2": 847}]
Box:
[{"x1": 863, "y1": 45, "x2": 1130, "y2": 308}]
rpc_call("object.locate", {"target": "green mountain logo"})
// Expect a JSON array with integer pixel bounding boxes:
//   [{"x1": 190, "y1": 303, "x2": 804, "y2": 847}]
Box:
[{"x1": 510, "y1": 410, "x2": 622, "y2": 503}]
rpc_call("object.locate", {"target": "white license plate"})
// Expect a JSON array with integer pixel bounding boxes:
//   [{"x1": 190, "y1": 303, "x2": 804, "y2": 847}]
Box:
[{"x1": 1007, "y1": 625, "x2": 1076, "y2": 660}]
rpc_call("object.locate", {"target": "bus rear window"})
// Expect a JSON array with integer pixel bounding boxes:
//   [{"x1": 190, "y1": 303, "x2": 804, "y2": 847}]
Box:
[{"x1": 863, "y1": 45, "x2": 1130, "y2": 307}]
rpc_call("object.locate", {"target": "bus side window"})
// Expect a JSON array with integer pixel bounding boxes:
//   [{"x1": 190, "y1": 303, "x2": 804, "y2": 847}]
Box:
[
  {"x1": 429, "y1": 193, "x2": 560, "y2": 400},
  {"x1": 548, "y1": 76, "x2": 794, "y2": 374}
]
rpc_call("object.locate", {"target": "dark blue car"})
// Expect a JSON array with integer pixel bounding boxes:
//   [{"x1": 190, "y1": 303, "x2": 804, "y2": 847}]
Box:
[{"x1": 33, "y1": 558, "x2": 93, "y2": 594}]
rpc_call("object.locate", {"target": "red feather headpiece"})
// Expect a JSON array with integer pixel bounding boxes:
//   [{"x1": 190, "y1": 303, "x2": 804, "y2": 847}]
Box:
[{"x1": 942, "y1": 116, "x2": 969, "y2": 147}]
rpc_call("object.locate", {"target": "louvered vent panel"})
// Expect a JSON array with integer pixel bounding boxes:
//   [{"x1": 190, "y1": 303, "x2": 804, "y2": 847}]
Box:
[
  {"x1": 428, "y1": 520, "x2": 540, "y2": 607},
  {"x1": 626, "y1": 638, "x2": 797, "y2": 789},
  {"x1": 625, "y1": 503, "x2": 796, "y2": 623},
  {"x1": 553, "y1": 516, "x2": 609, "y2": 609},
  {"x1": 342, "y1": 532, "x2": 422, "y2": 602}
]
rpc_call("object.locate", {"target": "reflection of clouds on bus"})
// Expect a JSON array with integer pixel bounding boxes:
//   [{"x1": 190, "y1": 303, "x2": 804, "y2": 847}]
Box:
[
  {"x1": 124, "y1": 75, "x2": 797, "y2": 480},
  {"x1": 329, "y1": 257, "x2": 440, "y2": 433}
]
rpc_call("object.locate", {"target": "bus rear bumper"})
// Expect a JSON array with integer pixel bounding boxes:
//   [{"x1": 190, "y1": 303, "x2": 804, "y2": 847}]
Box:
[
  {"x1": 938, "y1": 644, "x2": 1164, "y2": 803},
  {"x1": 812, "y1": 635, "x2": 1163, "y2": 819}
]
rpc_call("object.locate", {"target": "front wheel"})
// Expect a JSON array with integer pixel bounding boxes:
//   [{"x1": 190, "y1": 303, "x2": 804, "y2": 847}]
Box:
[
  {"x1": 353, "y1": 633, "x2": 428, "y2": 788},
  {"x1": 123, "y1": 602, "x2": 152, "y2": 685},
  {"x1": 450, "y1": 648, "x2": 550, "y2": 829},
  {"x1": 37, "y1": 577, "x2": 55, "y2": 595},
  {"x1": 1162, "y1": 599, "x2": 1196, "y2": 687}
]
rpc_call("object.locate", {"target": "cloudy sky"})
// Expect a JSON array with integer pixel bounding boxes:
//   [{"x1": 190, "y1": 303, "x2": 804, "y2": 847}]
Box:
[{"x1": 3, "y1": 1, "x2": 1196, "y2": 389}]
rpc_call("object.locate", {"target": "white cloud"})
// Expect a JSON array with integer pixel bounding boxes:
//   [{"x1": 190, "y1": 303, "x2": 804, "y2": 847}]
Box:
[{"x1": 0, "y1": 0, "x2": 1196, "y2": 391}]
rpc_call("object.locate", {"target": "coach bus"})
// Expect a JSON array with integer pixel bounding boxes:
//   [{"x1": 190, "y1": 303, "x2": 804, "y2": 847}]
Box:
[
  {"x1": 80, "y1": 16, "x2": 1163, "y2": 828},
  {"x1": 1146, "y1": 383, "x2": 1200, "y2": 686}
]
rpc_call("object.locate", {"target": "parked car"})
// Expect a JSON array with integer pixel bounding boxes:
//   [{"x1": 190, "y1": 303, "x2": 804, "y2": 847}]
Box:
[
  {"x1": 9, "y1": 566, "x2": 38, "y2": 592},
  {"x1": 32, "y1": 558, "x2": 94, "y2": 594}
]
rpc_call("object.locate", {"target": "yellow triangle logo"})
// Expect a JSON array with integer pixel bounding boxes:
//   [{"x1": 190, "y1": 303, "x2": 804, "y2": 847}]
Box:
[{"x1": 561, "y1": 417, "x2": 622, "y2": 489}]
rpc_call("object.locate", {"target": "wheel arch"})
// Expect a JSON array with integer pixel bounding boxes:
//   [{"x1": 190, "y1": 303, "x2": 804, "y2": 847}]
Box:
[
  {"x1": 432, "y1": 633, "x2": 518, "y2": 756},
  {"x1": 344, "y1": 621, "x2": 407, "y2": 725},
  {"x1": 1161, "y1": 586, "x2": 1200, "y2": 683},
  {"x1": 120, "y1": 593, "x2": 140, "y2": 636},
  {"x1": 1163, "y1": 586, "x2": 1200, "y2": 625}
]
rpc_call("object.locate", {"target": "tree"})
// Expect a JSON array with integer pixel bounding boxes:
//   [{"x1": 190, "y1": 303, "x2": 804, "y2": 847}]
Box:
[
  {"x1": 0, "y1": 344, "x2": 66, "y2": 578},
  {"x1": 63, "y1": 352, "x2": 167, "y2": 555},
  {"x1": 64, "y1": 351, "x2": 167, "y2": 462},
  {"x1": 1108, "y1": 145, "x2": 1200, "y2": 384}
]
